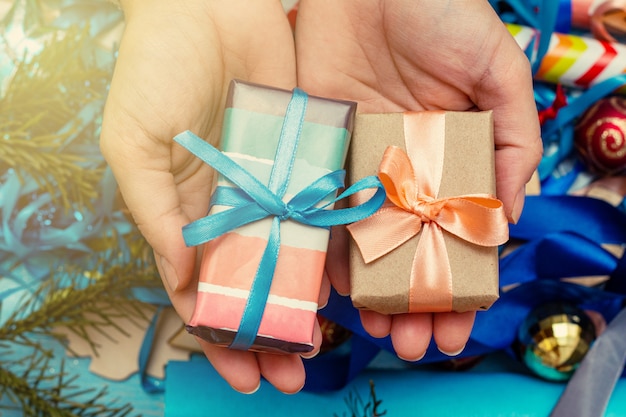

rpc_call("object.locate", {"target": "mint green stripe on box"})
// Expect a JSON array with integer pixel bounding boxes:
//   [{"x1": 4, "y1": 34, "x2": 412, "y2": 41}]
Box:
[
  {"x1": 218, "y1": 155, "x2": 338, "y2": 199},
  {"x1": 221, "y1": 108, "x2": 349, "y2": 172}
]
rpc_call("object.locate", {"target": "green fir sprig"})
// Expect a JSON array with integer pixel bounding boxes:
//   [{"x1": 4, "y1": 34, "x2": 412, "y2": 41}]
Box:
[
  {"x1": 0, "y1": 234, "x2": 162, "y2": 416},
  {"x1": 0, "y1": 1, "x2": 156, "y2": 415},
  {"x1": 0, "y1": 24, "x2": 111, "y2": 211},
  {"x1": 0, "y1": 235, "x2": 160, "y2": 352},
  {"x1": 0, "y1": 351, "x2": 134, "y2": 417},
  {"x1": 335, "y1": 380, "x2": 387, "y2": 417}
]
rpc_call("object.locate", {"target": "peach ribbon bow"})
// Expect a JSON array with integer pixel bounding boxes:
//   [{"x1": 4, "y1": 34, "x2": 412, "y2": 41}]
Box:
[{"x1": 347, "y1": 111, "x2": 509, "y2": 313}]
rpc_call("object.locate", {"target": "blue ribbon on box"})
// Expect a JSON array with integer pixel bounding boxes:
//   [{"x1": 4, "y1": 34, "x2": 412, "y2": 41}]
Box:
[{"x1": 174, "y1": 87, "x2": 386, "y2": 350}]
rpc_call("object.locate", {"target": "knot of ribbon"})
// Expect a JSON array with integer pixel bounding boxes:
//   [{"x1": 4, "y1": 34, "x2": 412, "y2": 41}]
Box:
[
  {"x1": 347, "y1": 112, "x2": 509, "y2": 312},
  {"x1": 406, "y1": 194, "x2": 441, "y2": 223},
  {"x1": 174, "y1": 88, "x2": 385, "y2": 350}
]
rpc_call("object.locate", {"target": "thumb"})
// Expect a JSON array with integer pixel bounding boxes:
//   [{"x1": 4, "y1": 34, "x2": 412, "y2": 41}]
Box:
[
  {"x1": 474, "y1": 29, "x2": 543, "y2": 223},
  {"x1": 100, "y1": 128, "x2": 198, "y2": 298}
]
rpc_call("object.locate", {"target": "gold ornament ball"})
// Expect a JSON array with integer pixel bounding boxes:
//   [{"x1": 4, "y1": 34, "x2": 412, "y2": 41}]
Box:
[{"x1": 517, "y1": 302, "x2": 596, "y2": 381}]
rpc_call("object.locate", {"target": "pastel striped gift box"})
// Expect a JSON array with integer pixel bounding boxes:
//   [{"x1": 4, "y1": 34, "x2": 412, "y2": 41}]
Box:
[{"x1": 186, "y1": 80, "x2": 357, "y2": 354}]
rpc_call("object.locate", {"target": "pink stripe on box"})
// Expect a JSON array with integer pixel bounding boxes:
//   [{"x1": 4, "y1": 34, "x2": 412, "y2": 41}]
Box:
[
  {"x1": 188, "y1": 290, "x2": 317, "y2": 346},
  {"x1": 198, "y1": 232, "x2": 326, "y2": 302}
]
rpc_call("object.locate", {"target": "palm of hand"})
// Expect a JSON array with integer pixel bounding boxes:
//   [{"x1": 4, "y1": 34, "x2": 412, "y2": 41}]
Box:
[
  {"x1": 102, "y1": 0, "x2": 541, "y2": 393},
  {"x1": 295, "y1": 0, "x2": 540, "y2": 359},
  {"x1": 101, "y1": 0, "x2": 309, "y2": 394},
  {"x1": 296, "y1": 0, "x2": 522, "y2": 112}
]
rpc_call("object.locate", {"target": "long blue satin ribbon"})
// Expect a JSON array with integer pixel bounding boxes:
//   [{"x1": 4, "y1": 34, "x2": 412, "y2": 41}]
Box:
[
  {"x1": 510, "y1": 195, "x2": 626, "y2": 243},
  {"x1": 174, "y1": 88, "x2": 385, "y2": 351},
  {"x1": 473, "y1": 195, "x2": 626, "y2": 351},
  {"x1": 532, "y1": 0, "x2": 559, "y2": 75},
  {"x1": 495, "y1": 9, "x2": 626, "y2": 409},
  {"x1": 303, "y1": 328, "x2": 382, "y2": 392},
  {"x1": 473, "y1": 233, "x2": 626, "y2": 352},
  {"x1": 309, "y1": 194, "x2": 626, "y2": 391},
  {"x1": 490, "y1": 0, "x2": 561, "y2": 70},
  {"x1": 309, "y1": 146, "x2": 626, "y2": 393},
  {"x1": 490, "y1": 0, "x2": 568, "y2": 32},
  {"x1": 500, "y1": 231, "x2": 617, "y2": 288}
]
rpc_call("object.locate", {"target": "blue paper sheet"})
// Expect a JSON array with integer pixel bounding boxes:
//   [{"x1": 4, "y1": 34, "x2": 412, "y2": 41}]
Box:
[{"x1": 164, "y1": 354, "x2": 626, "y2": 417}]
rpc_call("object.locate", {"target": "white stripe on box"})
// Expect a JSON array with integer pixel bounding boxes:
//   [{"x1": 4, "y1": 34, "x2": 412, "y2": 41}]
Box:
[
  {"x1": 198, "y1": 282, "x2": 319, "y2": 312},
  {"x1": 224, "y1": 151, "x2": 274, "y2": 166},
  {"x1": 198, "y1": 214, "x2": 331, "y2": 251}
]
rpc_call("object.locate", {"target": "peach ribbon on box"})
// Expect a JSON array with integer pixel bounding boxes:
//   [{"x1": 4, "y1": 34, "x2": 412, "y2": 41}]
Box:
[{"x1": 347, "y1": 111, "x2": 509, "y2": 313}]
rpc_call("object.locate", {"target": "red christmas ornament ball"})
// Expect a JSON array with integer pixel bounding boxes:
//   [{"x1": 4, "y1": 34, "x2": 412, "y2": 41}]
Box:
[{"x1": 574, "y1": 96, "x2": 626, "y2": 176}]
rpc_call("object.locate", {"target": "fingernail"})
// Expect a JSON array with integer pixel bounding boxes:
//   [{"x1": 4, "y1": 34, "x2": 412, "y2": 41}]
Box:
[
  {"x1": 234, "y1": 381, "x2": 261, "y2": 395},
  {"x1": 509, "y1": 187, "x2": 526, "y2": 224},
  {"x1": 159, "y1": 256, "x2": 179, "y2": 291},
  {"x1": 335, "y1": 289, "x2": 350, "y2": 297},
  {"x1": 301, "y1": 349, "x2": 320, "y2": 359},
  {"x1": 397, "y1": 350, "x2": 426, "y2": 362},
  {"x1": 438, "y1": 345, "x2": 466, "y2": 357}
]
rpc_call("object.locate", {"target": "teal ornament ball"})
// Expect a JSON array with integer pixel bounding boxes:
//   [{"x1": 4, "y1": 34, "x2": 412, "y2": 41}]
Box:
[{"x1": 517, "y1": 302, "x2": 596, "y2": 381}]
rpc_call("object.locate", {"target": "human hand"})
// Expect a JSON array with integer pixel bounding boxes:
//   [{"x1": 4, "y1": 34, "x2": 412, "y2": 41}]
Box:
[
  {"x1": 100, "y1": 0, "x2": 313, "y2": 394},
  {"x1": 295, "y1": 0, "x2": 542, "y2": 360}
]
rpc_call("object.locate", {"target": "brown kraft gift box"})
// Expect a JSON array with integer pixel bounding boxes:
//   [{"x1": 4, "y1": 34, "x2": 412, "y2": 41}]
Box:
[{"x1": 347, "y1": 111, "x2": 508, "y2": 315}]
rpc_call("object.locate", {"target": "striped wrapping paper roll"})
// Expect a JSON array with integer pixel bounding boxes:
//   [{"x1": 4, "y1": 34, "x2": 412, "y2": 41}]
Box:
[{"x1": 507, "y1": 23, "x2": 626, "y2": 89}]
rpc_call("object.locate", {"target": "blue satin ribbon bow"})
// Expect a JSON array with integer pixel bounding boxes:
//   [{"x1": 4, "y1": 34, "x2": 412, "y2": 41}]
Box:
[{"x1": 174, "y1": 88, "x2": 385, "y2": 351}]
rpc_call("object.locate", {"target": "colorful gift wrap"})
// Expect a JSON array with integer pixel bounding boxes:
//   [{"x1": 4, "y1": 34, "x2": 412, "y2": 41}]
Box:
[
  {"x1": 570, "y1": 0, "x2": 626, "y2": 41},
  {"x1": 541, "y1": 0, "x2": 626, "y2": 39},
  {"x1": 510, "y1": 0, "x2": 626, "y2": 41},
  {"x1": 346, "y1": 111, "x2": 509, "y2": 315},
  {"x1": 180, "y1": 80, "x2": 358, "y2": 353},
  {"x1": 508, "y1": 22, "x2": 626, "y2": 89}
]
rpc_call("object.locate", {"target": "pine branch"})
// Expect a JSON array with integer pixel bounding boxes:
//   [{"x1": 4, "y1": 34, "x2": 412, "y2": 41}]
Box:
[
  {"x1": 0, "y1": 0, "x2": 46, "y2": 36},
  {"x1": 0, "y1": 25, "x2": 111, "y2": 211},
  {"x1": 368, "y1": 380, "x2": 386, "y2": 417},
  {"x1": 0, "y1": 255, "x2": 160, "y2": 347},
  {"x1": 0, "y1": 353, "x2": 134, "y2": 417},
  {"x1": 0, "y1": 2, "x2": 141, "y2": 416},
  {"x1": 334, "y1": 380, "x2": 387, "y2": 417},
  {"x1": 0, "y1": 232, "x2": 159, "y2": 416}
]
